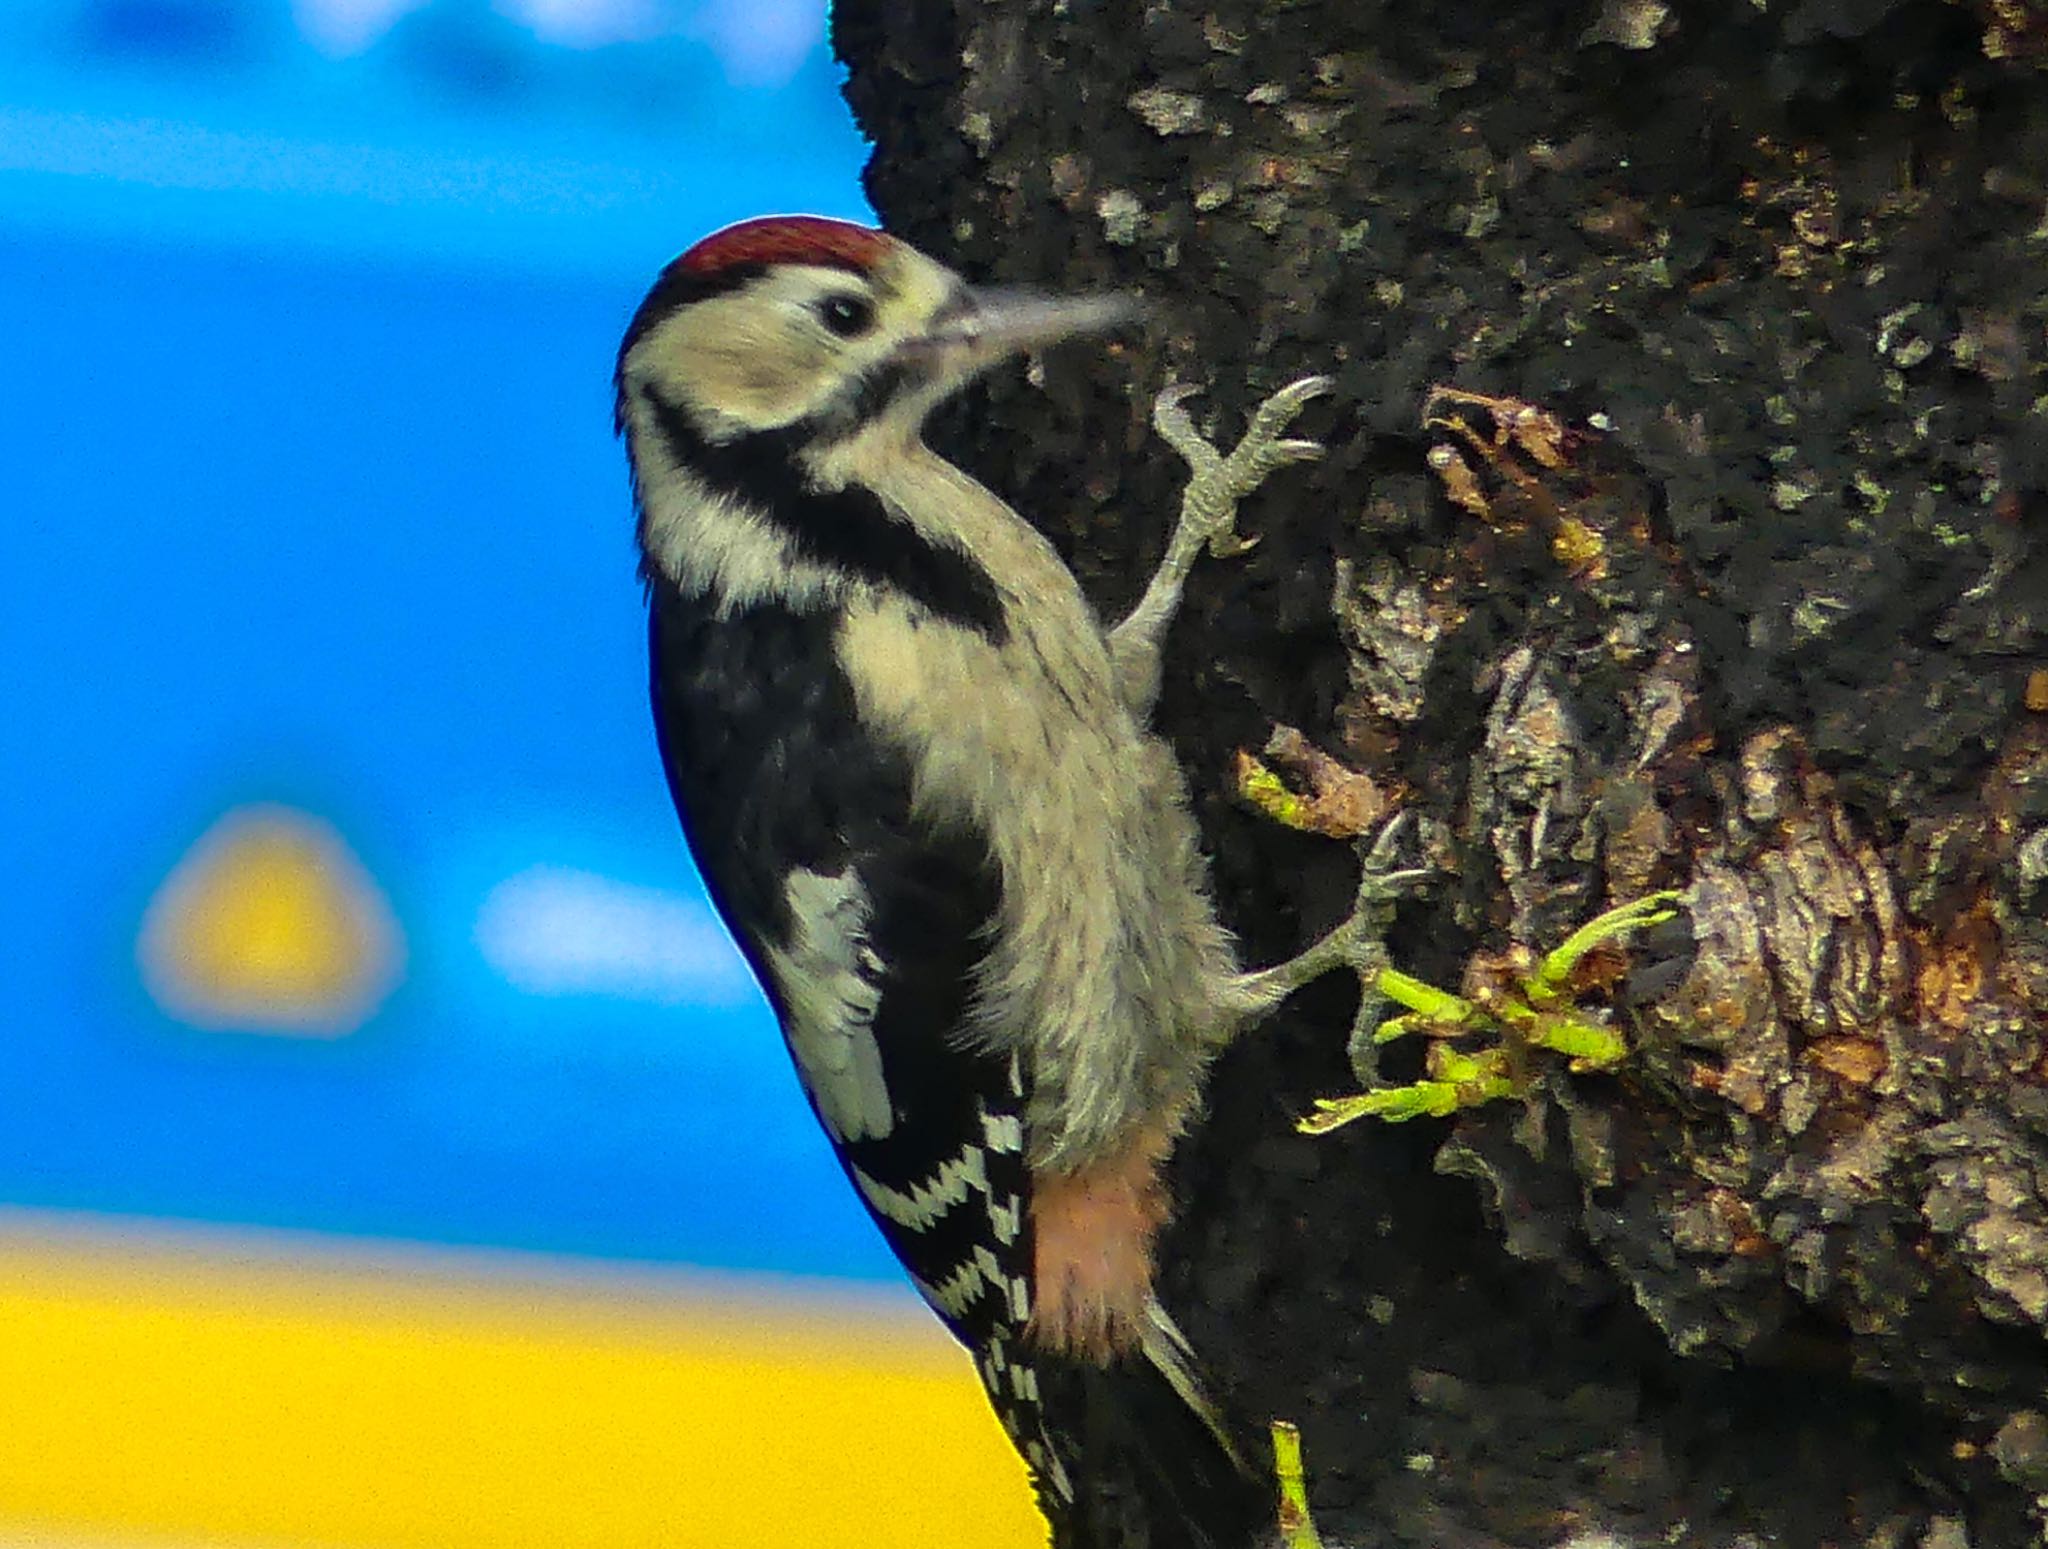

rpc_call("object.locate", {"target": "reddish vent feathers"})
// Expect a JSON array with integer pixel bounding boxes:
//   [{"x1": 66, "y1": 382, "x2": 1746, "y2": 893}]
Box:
[{"x1": 678, "y1": 216, "x2": 895, "y2": 280}]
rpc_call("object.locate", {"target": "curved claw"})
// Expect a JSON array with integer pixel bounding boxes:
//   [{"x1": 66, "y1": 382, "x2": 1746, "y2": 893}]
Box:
[
  {"x1": 1154, "y1": 374, "x2": 1334, "y2": 466},
  {"x1": 1223, "y1": 377, "x2": 1334, "y2": 485},
  {"x1": 1151, "y1": 383, "x2": 1213, "y2": 463},
  {"x1": 1208, "y1": 530, "x2": 1261, "y2": 560},
  {"x1": 1152, "y1": 381, "x2": 1203, "y2": 423},
  {"x1": 1244, "y1": 374, "x2": 1336, "y2": 440},
  {"x1": 1232, "y1": 438, "x2": 1325, "y2": 486}
]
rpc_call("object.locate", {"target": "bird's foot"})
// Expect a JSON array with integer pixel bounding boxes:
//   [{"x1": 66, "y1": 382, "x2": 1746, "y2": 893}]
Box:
[
  {"x1": 1112, "y1": 373, "x2": 1335, "y2": 717},
  {"x1": 1227, "y1": 813, "x2": 1429, "y2": 1041},
  {"x1": 1297, "y1": 889, "x2": 1688, "y2": 1133},
  {"x1": 1152, "y1": 374, "x2": 1334, "y2": 560}
]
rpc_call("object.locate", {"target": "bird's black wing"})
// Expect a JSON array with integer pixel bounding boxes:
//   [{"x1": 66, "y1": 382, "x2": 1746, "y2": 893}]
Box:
[{"x1": 646, "y1": 580, "x2": 1055, "y2": 1450}]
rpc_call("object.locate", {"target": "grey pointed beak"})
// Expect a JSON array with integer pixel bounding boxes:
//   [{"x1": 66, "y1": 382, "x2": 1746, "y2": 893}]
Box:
[{"x1": 906, "y1": 286, "x2": 1145, "y2": 368}]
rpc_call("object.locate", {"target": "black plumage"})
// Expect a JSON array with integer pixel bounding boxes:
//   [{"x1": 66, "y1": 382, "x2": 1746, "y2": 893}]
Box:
[{"x1": 646, "y1": 573, "x2": 1023, "y2": 1355}]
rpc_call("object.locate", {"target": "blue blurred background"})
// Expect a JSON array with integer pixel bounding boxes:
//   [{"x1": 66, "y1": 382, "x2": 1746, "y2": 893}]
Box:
[
  {"x1": 1, "y1": 0, "x2": 904, "y2": 1282},
  {"x1": 0, "y1": 10, "x2": 1057, "y2": 1547}
]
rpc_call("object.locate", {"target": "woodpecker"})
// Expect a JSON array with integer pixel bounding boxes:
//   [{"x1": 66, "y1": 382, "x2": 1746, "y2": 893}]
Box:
[{"x1": 617, "y1": 216, "x2": 1374, "y2": 1544}]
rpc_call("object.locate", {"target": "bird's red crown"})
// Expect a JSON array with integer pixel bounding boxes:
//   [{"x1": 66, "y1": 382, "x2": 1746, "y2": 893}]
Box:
[{"x1": 678, "y1": 216, "x2": 895, "y2": 280}]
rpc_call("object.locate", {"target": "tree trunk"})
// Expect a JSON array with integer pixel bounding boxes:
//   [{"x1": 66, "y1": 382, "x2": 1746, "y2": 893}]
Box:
[{"x1": 832, "y1": 2, "x2": 2048, "y2": 1543}]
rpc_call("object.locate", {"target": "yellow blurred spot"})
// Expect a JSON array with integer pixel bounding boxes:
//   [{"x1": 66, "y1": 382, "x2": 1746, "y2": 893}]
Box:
[
  {"x1": 138, "y1": 804, "x2": 402, "y2": 1036},
  {"x1": 0, "y1": 1217, "x2": 1046, "y2": 1549}
]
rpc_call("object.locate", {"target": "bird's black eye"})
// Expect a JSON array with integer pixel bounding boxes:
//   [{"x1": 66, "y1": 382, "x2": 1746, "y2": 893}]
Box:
[{"x1": 818, "y1": 294, "x2": 875, "y2": 338}]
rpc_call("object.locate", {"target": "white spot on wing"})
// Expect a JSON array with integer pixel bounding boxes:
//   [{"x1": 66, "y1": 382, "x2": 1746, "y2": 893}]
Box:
[
  {"x1": 913, "y1": 1260, "x2": 985, "y2": 1319},
  {"x1": 989, "y1": 1192, "x2": 1021, "y2": 1245},
  {"x1": 980, "y1": 1110, "x2": 1023, "y2": 1154},
  {"x1": 762, "y1": 867, "x2": 892, "y2": 1141},
  {"x1": 852, "y1": 1145, "x2": 988, "y2": 1230},
  {"x1": 1040, "y1": 1440, "x2": 1074, "y2": 1502}
]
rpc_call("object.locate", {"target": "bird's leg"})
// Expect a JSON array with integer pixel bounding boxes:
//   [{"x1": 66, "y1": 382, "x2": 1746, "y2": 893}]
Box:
[
  {"x1": 1223, "y1": 815, "x2": 1430, "y2": 1083},
  {"x1": 1110, "y1": 375, "x2": 1334, "y2": 719}
]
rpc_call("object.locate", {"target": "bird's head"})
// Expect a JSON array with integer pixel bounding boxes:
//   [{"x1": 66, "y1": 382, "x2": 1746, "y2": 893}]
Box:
[{"x1": 615, "y1": 216, "x2": 1138, "y2": 451}]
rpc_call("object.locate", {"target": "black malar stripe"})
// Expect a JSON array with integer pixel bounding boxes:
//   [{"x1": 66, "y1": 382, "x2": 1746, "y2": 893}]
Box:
[{"x1": 641, "y1": 386, "x2": 1009, "y2": 644}]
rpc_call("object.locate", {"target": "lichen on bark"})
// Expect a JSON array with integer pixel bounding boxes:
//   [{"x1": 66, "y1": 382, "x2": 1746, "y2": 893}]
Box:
[{"x1": 835, "y1": 1, "x2": 2048, "y2": 1543}]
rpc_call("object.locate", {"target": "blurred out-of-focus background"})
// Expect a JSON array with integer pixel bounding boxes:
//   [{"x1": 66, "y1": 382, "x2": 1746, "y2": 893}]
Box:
[{"x1": 0, "y1": 4, "x2": 1040, "y2": 1544}]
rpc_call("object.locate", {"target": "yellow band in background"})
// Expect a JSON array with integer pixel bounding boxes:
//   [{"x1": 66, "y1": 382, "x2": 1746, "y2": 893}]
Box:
[{"x1": 0, "y1": 1213, "x2": 1044, "y2": 1549}]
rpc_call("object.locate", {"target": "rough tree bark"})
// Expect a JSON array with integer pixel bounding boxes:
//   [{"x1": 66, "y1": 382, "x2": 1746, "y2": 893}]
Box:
[{"x1": 831, "y1": 2, "x2": 2048, "y2": 1544}]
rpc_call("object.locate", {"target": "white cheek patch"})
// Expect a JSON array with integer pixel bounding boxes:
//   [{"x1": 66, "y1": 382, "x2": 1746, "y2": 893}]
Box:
[
  {"x1": 626, "y1": 400, "x2": 842, "y2": 612},
  {"x1": 762, "y1": 866, "x2": 892, "y2": 1142},
  {"x1": 636, "y1": 463, "x2": 839, "y2": 614}
]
